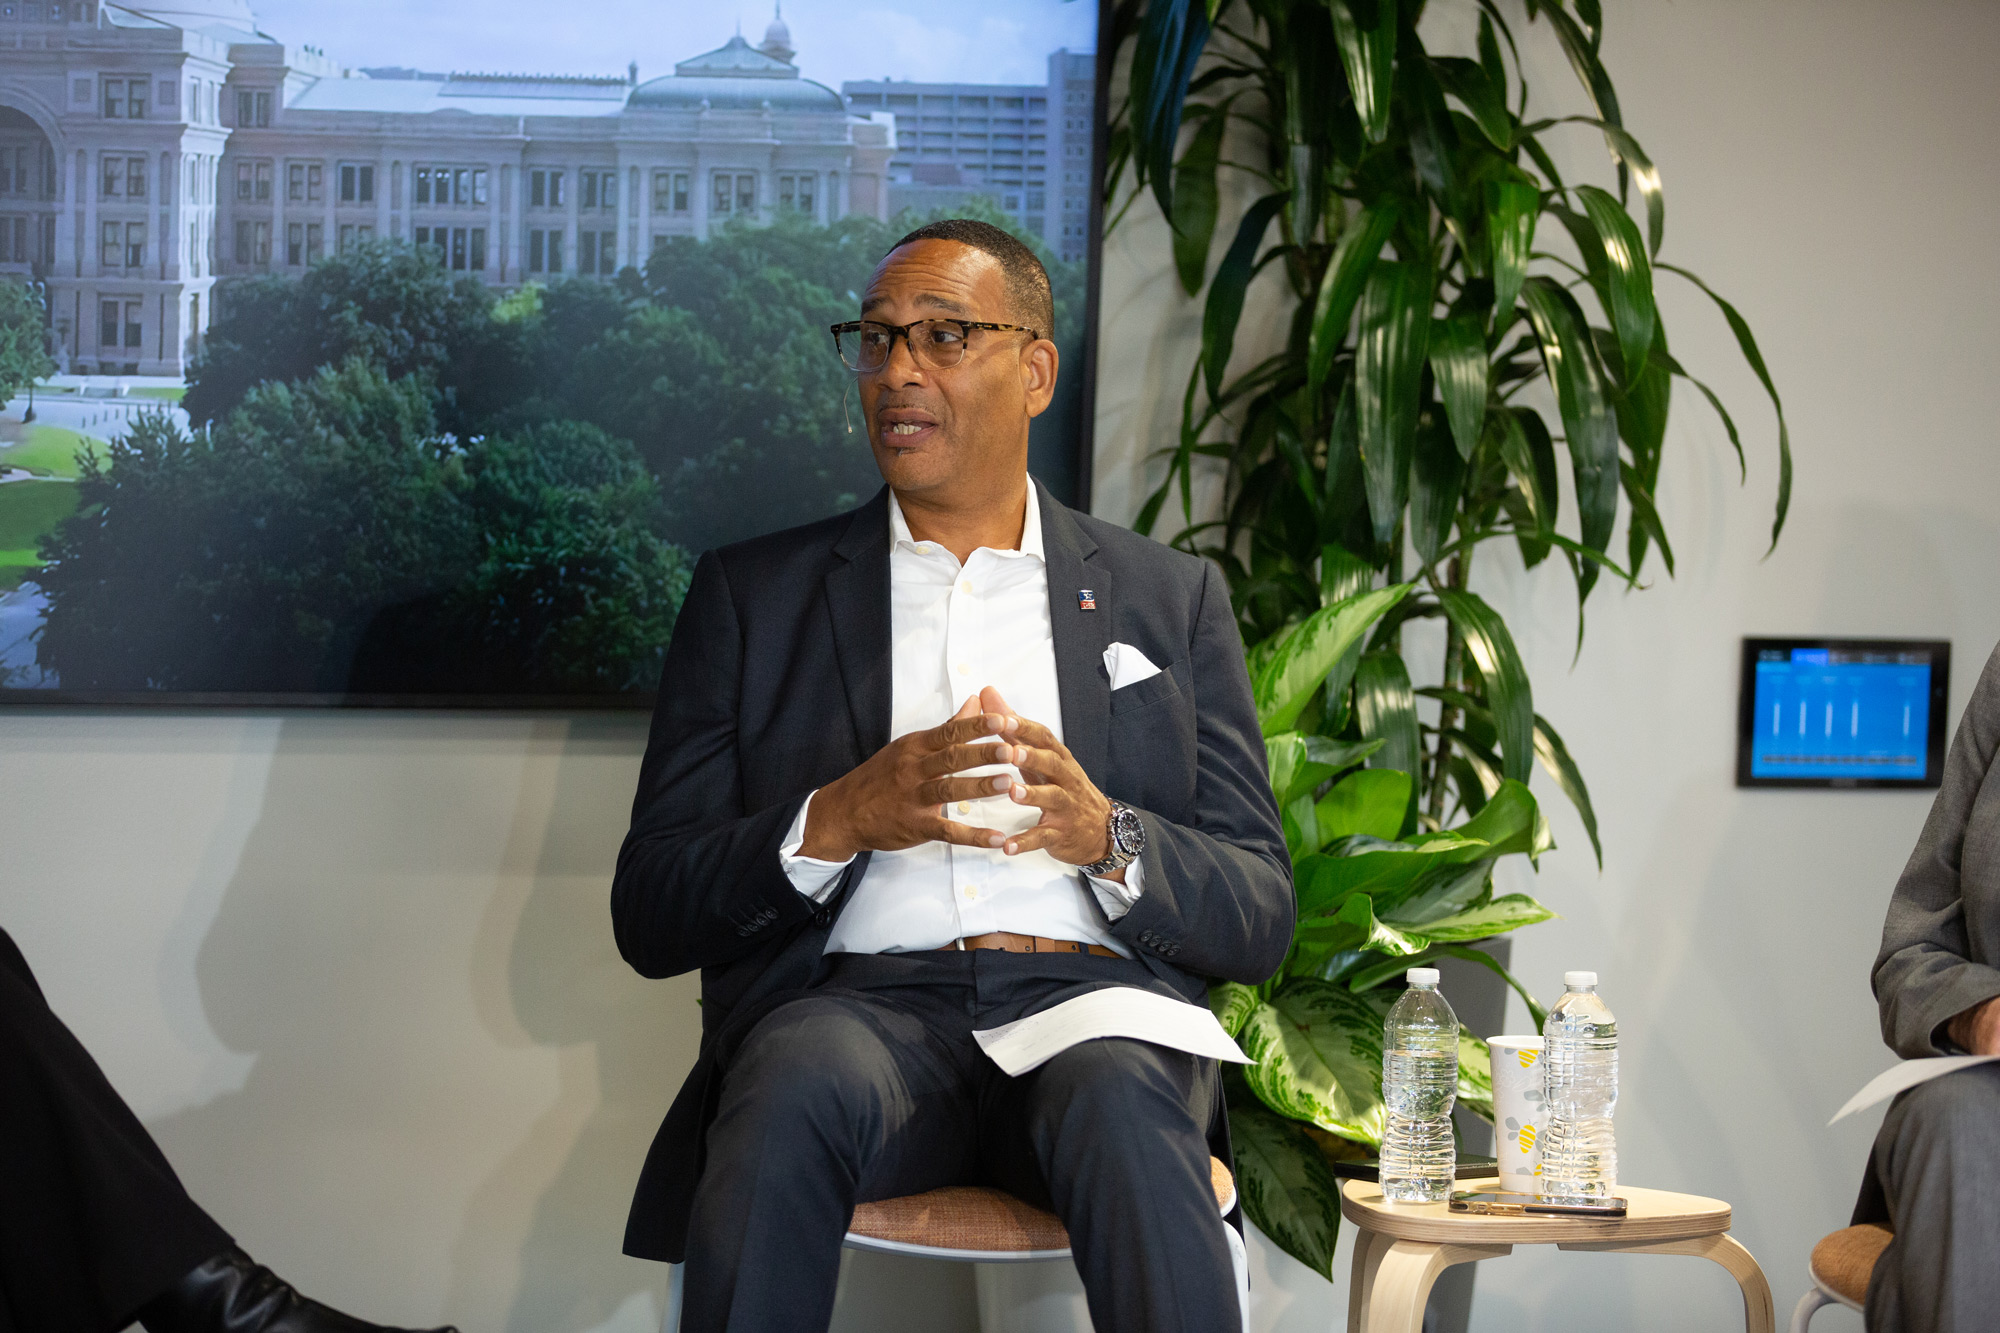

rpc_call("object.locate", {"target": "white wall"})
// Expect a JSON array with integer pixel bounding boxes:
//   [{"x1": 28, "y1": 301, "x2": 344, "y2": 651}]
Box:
[{"x1": 3, "y1": 2, "x2": 1997, "y2": 1328}]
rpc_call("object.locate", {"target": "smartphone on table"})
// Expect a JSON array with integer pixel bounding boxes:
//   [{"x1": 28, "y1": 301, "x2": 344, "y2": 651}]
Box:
[{"x1": 1447, "y1": 1189, "x2": 1628, "y2": 1218}]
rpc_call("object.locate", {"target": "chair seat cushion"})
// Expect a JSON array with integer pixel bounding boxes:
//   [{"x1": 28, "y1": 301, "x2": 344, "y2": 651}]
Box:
[
  {"x1": 846, "y1": 1156, "x2": 1237, "y2": 1255},
  {"x1": 1810, "y1": 1223, "x2": 1893, "y2": 1306}
]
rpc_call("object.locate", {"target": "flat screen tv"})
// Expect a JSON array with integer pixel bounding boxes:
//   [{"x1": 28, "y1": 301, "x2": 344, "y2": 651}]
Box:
[
  {"x1": 0, "y1": 0, "x2": 1104, "y2": 707},
  {"x1": 1736, "y1": 638, "x2": 1951, "y2": 789}
]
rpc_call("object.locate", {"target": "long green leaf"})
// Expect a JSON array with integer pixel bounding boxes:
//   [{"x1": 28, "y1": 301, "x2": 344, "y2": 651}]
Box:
[
  {"x1": 1354, "y1": 650, "x2": 1421, "y2": 781},
  {"x1": 1406, "y1": 892, "x2": 1557, "y2": 942},
  {"x1": 1347, "y1": 942, "x2": 1550, "y2": 1029},
  {"x1": 1202, "y1": 193, "x2": 1285, "y2": 401},
  {"x1": 1227, "y1": 1101, "x2": 1346, "y2": 1277},
  {"x1": 1133, "y1": 0, "x2": 1214, "y2": 220},
  {"x1": 1520, "y1": 277, "x2": 1618, "y2": 597},
  {"x1": 1307, "y1": 203, "x2": 1398, "y2": 389},
  {"x1": 1355, "y1": 260, "x2": 1433, "y2": 546},
  {"x1": 1254, "y1": 584, "x2": 1414, "y2": 735},
  {"x1": 1497, "y1": 408, "x2": 1558, "y2": 538},
  {"x1": 1429, "y1": 312, "x2": 1488, "y2": 461},
  {"x1": 1659, "y1": 262, "x2": 1792, "y2": 550},
  {"x1": 1315, "y1": 768, "x2": 1411, "y2": 843},
  {"x1": 1575, "y1": 185, "x2": 1656, "y2": 385},
  {"x1": 1172, "y1": 104, "x2": 1230, "y2": 295},
  {"x1": 1328, "y1": 0, "x2": 1397, "y2": 143},
  {"x1": 1435, "y1": 589, "x2": 1533, "y2": 784},
  {"x1": 1240, "y1": 978, "x2": 1393, "y2": 1144},
  {"x1": 1554, "y1": 115, "x2": 1665, "y2": 258},
  {"x1": 1485, "y1": 180, "x2": 1539, "y2": 324},
  {"x1": 1408, "y1": 416, "x2": 1464, "y2": 568},
  {"x1": 1431, "y1": 55, "x2": 1511, "y2": 149},
  {"x1": 1618, "y1": 459, "x2": 1673, "y2": 579},
  {"x1": 1532, "y1": 711, "x2": 1601, "y2": 868}
]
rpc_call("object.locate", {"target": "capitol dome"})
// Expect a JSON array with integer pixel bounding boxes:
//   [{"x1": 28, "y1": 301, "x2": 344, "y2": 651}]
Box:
[
  {"x1": 758, "y1": 6, "x2": 795, "y2": 64},
  {"x1": 629, "y1": 32, "x2": 842, "y2": 112}
]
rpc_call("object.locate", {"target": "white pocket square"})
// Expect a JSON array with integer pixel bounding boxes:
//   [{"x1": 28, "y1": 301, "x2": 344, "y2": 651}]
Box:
[{"x1": 1103, "y1": 641, "x2": 1164, "y2": 691}]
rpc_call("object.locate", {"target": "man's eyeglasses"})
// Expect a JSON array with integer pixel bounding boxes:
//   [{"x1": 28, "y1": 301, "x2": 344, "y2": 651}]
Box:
[{"x1": 829, "y1": 318, "x2": 1040, "y2": 373}]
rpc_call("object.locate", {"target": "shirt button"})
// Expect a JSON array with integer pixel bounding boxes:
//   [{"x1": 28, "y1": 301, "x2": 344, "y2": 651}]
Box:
[
  {"x1": 956, "y1": 801, "x2": 971, "y2": 814},
  {"x1": 955, "y1": 662, "x2": 969, "y2": 675},
  {"x1": 964, "y1": 885, "x2": 979, "y2": 900},
  {"x1": 960, "y1": 580, "x2": 973, "y2": 594},
  {"x1": 916, "y1": 543, "x2": 931, "y2": 554}
]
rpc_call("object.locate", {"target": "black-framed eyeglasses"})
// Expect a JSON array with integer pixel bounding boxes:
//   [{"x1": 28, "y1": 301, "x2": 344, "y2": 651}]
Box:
[{"x1": 828, "y1": 318, "x2": 1041, "y2": 372}]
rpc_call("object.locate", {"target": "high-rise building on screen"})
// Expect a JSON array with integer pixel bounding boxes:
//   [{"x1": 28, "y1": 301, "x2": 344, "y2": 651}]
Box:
[{"x1": 841, "y1": 49, "x2": 1094, "y2": 265}]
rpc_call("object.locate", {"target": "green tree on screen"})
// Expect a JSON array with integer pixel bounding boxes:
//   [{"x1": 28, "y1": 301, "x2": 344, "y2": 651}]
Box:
[
  {"x1": 0, "y1": 281, "x2": 56, "y2": 404},
  {"x1": 37, "y1": 360, "x2": 686, "y2": 693}
]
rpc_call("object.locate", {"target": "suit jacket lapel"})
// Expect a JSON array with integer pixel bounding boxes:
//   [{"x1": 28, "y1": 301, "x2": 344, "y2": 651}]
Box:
[
  {"x1": 1039, "y1": 481, "x2": 1110, "y2": 786},
  {"x1": 824, "y1": 488, "x2": 893, "y2": 759}
]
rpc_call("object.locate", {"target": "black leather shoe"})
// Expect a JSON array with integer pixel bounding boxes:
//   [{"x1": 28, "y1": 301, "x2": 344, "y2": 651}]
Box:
[{"x1": 137, "y1": 1247, "x2": 459, "y2": 1333}]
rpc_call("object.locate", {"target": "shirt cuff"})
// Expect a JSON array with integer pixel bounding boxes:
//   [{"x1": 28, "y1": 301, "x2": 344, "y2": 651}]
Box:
[
  {"x1": 1085, "y1": 855, "x2": 1145, "y2": 920},
  {"x1": 779, "y1": 790, "x2": 852, "y2": 903}
]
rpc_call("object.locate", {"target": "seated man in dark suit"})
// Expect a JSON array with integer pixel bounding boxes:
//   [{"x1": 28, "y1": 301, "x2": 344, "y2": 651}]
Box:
[
  {"x1": 610, "y1": 218, "x2": 1293, "y2": 1332},
  {"x1": 1864, "y1": 642, "x2": 2000, "y2": 1331},
  {"x1": 0, "y1": 926, "x2": 455, "y2": 1333}
]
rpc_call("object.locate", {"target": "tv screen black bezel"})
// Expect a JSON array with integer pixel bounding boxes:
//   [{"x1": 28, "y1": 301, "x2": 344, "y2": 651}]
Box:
[{"x1": 1735, "y1": 637, "x2": 1952, "y2": 790}]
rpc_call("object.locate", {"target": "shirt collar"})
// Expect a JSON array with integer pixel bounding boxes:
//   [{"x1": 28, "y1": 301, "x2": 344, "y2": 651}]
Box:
[{"x1": 887, "y1": 479, "x2": 1045, "y2": 563}]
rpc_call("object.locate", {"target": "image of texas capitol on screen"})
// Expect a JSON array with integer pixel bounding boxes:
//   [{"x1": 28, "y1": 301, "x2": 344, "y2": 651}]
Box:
[{"x1": 0, "y1": 0, "x2": 1096, "y2": 700}]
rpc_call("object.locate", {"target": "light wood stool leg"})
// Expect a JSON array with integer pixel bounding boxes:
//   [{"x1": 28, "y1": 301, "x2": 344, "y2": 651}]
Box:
[
  {"x1": 1346, "y1": 1227, "x2": 1392, "y2": 1333},
  {"x1": 1559, "y1": 1233, "x2": 1774, "y2": 1333},
  {"x1": 1357, "y1": 1240, "x2": 1512, "y2": 1333}
]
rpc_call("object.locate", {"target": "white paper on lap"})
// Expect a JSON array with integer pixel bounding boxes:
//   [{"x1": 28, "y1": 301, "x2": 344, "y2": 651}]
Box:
[
  {"x1": 972, "y1": 986, "x2": 1252, "y2": 1076},
  {"x1": 1829, "y1": 1054, "x2": 2000, "y2": 1124}
]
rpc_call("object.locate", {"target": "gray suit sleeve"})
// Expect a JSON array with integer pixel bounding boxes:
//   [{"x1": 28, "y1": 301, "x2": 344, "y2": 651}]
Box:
[{"x1": 1874, "y1": 642, "x2": 2000, "y2": 1056}]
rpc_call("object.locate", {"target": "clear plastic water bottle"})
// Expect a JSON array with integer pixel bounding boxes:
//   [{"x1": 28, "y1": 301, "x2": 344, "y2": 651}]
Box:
[
  {"x1": 1538, "y1": 970, "x2": 1618, "y2": 1203},
  {"x1": 1379, "y1": 967, "x2": 1459, "y2": 1203}
]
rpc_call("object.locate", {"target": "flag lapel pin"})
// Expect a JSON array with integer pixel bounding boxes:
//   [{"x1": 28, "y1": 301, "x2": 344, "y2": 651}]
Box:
[{"x1": 1077, "y1": 589, "x2": 1097, "y2": 611}]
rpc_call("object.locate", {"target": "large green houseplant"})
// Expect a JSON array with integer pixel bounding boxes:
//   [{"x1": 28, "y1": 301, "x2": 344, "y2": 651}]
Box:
[{"x1": 1107, "y1": 0, "x2": 1790, "y2": 1274}]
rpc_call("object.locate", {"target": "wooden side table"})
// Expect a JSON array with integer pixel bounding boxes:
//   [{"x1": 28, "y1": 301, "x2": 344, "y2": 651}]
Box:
[{"x1": 1340, "y1": 1179, "x2": 1774, "y2": 1333}]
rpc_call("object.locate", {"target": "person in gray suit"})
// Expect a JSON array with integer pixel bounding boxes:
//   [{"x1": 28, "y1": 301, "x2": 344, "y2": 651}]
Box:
[{"x1": 1863, "y1": 643, "x2": 2000, "y2": 1330}]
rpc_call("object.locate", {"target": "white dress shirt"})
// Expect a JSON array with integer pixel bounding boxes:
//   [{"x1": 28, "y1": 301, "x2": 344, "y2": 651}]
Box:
[{"x1": 779, "y1": 482, "x2": 1145, "y2": 956}]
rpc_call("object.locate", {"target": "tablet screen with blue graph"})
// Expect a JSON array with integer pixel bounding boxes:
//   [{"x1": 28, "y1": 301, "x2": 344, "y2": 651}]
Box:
[{"x1": 1737, "y1": 639, "x2": 1951, "y2": 788}]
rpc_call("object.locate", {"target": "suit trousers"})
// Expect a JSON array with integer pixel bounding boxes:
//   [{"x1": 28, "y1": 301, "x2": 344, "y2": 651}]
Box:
[
  {"x1": 1864, "y1": 1062, "x2": 2000, "y2": 1332},
  {"x1": 0, "y1": 928, "x2": 231, "y2": 1333},
  {"x1": 680, "y1": 949, "x2": 1235, "y2": 1333}
]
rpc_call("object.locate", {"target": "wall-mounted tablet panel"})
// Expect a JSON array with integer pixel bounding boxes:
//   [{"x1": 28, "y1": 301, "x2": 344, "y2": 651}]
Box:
[{"x1": 1737, "y1": 638, "x2": 1950, "y2": 788}]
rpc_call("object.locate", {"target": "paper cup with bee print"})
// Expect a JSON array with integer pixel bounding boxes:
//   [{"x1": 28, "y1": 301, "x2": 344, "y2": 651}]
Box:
[{"x1": 1488, "y1": 1035, "x2": 1546, "y2": 1194}]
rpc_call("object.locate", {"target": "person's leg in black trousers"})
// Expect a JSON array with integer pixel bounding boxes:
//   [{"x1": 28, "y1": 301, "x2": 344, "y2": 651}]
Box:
[
  {"x1": 984, "y1": 1037, "x2": 1235, "y2": 1333},
  {"x1": 0, "y1": 926, "x2": 233, "y2": 1331},
  {"x1": 680, "y1": 985, "x2": 985, "y2": 1332},
  {"x1": 681, "y1": 953, "x2": 1237, "y2": 1333},
  {"x1": 0, "y1": 927, "x2": 457, "y2": 1333}
]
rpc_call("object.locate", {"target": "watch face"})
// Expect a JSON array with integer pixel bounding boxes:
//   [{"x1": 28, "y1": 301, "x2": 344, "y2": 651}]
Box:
[{"x1": 1111, "y1": 805, "x2": 1145, "y2": 856}]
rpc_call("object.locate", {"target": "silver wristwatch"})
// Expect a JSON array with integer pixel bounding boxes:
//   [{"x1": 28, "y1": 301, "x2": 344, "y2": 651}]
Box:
[{"x1": 1081, "y1": 800, "x2": 1145, "y2": 876}]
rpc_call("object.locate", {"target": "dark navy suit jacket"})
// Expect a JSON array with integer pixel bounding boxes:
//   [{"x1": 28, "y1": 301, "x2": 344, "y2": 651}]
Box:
[{"x1": 611, "y1": 480, "x2": 1293, "y2": 1261}]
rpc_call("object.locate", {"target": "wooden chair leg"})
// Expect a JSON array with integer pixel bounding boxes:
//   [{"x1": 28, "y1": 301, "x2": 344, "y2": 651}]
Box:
[
  {"x1": 1357, "y1": 1240, "x2": 1511, "y2": 1333},
  {"x1": 1560, "y1": 1233, "x2": 1774, "y2": 1333}
]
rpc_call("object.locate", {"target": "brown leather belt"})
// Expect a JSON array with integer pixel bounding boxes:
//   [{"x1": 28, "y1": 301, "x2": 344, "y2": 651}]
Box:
[{"x1": 939, "y1": 930, "x2": 1119, "y2": 959}]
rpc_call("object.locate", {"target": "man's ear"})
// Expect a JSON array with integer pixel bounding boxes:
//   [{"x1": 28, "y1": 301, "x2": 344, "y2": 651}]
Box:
[{"x1": 1021, "y1": 338, "x2": 1060, "y2": 419}]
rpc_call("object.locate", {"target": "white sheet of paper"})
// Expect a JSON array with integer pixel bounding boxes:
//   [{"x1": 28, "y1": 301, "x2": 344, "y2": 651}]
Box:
[
  {"x1": 1829, "y1": 1054, "x2": 2000, "y2": 1124},
  {"x1": 1103, "y1": 641, "x2": 1164, "y2": 692},
  {"x1": 972, "y1": 986, "x2": 1252, "y2": 1076}
]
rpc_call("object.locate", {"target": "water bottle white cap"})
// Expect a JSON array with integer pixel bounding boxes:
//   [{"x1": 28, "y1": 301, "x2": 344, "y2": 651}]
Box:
[
  {"x1": 1564, "y1": 970, "x2": 1598, "y2": 988},
  {"x1": 1407, "y1": 967, "x2": 1440, "y2": 986}
]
